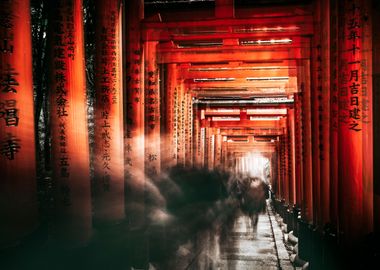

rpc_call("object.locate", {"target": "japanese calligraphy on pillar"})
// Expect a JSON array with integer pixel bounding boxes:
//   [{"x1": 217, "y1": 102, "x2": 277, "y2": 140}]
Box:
[
  {"x1": 124, "y1": 0, "x2": 145, "y2": 185},
  {"x1": 94, "y1": 0, "x2": 123, "y2": 193},
  {"x1": 0, "y1": 0, "x2": 38, "y2": 246},
  {"x1": 125, "y1": 48, "x2": 142, "y2": 170},
  {"x1": 126, "y1": 49, "x2": 142, "y2": 140},
  {"x1": 51, "y1": 0, "x2": 73, "y2": 204},
  {"x1": 173, "y1": 87, "x2": 178, "y2": 162},
  {"x1": 339, "y1": 0, "x2": 370, "y2": 131},
  {"x1": 184, "y1": 92, "x2": 193, "y2": 166},
  {"x1": 200, "y1": 127, "x2": 205, "y2": 167},
  {"x1": 145, "y1": 42, "x2": 160, "y2": 177},
  {"x1": 165, "y1": 64, "x2": 176, "y2": 168},
  {"x1": 49, "y1": 0, "x2": 91, "y2": 216},
  {"x1": 0, "y1": 1, "x2": 21, "y2": 160},
  {"x1": 315, "y1": 42, "x2": 324, "y2": 160}
]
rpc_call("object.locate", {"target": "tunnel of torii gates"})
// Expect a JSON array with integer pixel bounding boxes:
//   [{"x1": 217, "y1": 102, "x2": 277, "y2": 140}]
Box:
[{"x1": 0, "y1": 0, "x2": 379, "y2": 251}]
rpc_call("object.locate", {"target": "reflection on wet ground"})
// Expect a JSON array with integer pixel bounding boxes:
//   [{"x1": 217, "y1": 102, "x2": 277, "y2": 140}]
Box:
[{"x1": 177, "y1": 210, "x2": 280, "y2": 270}]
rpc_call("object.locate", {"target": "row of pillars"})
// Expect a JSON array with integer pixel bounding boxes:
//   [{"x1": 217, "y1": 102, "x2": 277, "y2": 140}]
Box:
[
  {"x1": 0, "y1": 0, "x2": 196, "y2": 248},
  {"x1": 272, "y1": 0, "x2": 378, "y2": 248}
]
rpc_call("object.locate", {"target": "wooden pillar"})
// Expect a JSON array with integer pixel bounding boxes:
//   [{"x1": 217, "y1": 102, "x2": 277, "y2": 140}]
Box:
[
  {"x1": 373, "y1": 0, "x2": 380, "y2": 234},
  {"x1": 48, "y1": 0, "x2": 91, "y2": 246},
  {"x1": 205, "y1": 126, "x2": 211, "y2": 170},
  {"x1": 165, "y1": 63, "x2": 177, "y2": 169},
  {"x1": 184, "y1": 92, "x2": 193, "y2": 167},
  {"x1": 93, "y1": 0, "x2": 124, "y2": 223},
  {"x1": 200, "y1": 125, "x2": 206, "y2": 168},
  {"x1": 311, "y1": 16, "x2": 322, "y2": 226},
  {"x1": 125, "y1": 0, "x2": 145, "y2": 226},
  {"x1": 177, "y1": 81, "x2": 185, "y2": 166},
  {"x1": 193, "y1": 104, "x2": 202, "y2": 167},
  {"x1": 221, "y1": 135, "x2": 227, "y2": 171},
  {"x1": 283, "y1": 133, "x2": 289, "y2": 203},
  {"x1": 338, "y1": 0, "x2": 373, "y2": 243},
  {"x1": 288, "y1": 108, "x2": 297, "y2": 206},
  {"x1": 318, "y1": 0, "x2": 331, "y2": 227},
  {"x1": 298, "y1": 58, "x2": 313, "y2": 223},
  {"x1": 0, "y1": 0, "x2": 38, "y2": 247},
  {"x1": 329, "y1": 0, "x2": 339, "y2": 227},
  {"x1": 271, "y1": 150, "x2": 279, "y2": 197},
  {"x1": 276, "y1": 140, "x2": 283, "y2": 199},
  {"x1": 215, "y1": 130, "x2": 222, "y2": 169},
  {"x1": 144, "y1": 41, "x2": 160, "y2": 177},
  {"x1": 294, "y1": 94, "x2": 304, "y2": 207}
]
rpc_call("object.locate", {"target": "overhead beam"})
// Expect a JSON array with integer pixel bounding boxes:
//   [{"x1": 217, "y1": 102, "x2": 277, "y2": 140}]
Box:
[
  {"x1": 158, "y1": 48, "x2": 306, "y2": 63},
  {"x1": 220, "y1": 128, "x2": 284, "y2": 136},
  {"x1": 144, "y1": 15, "x2": 313, "y2": 30},
  {"x1": 201, "y1": 119, "x2": 283, "y2": 128},
  {"x1": 181, "y1": 68, "x2": 295, "y2": 80}
]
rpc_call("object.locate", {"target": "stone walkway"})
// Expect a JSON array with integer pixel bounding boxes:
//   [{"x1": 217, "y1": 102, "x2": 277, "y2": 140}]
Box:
[{"x1": 180, "y1": 201, "x2": 294, "y2": 270}]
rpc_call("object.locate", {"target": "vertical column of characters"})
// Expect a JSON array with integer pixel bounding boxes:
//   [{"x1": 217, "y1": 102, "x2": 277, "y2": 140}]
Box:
[
  {"x1": 0, "y1": 0, "x2": 38, "y2": 247},
  {"x1": 125, "y1": 0, "x2": 144, "y2": 194},
  {"x1": 184, "y1": 92, "x2": 192, "y2": 167},
  {"x1": 144, "y1": 41, "x2": 160, "y2": 177},
  {"x1": 176, "y1": 81, "x2": 185, "y2": 166},
  {"x1": 93, "y1": 0, "x2": 124, "y2": 222},
  {"x1": 49, "y1": 0, "x2": 91, "y2": 246},
  {"x1": 193, "y1": 103, "x2": 201, "y2": 167},
  {"x1": 165, "y1": 63, "x2": 177, "y2": 168},
  {"x1": 338, "y1": 0, "x2": 372, "y2": 242}
]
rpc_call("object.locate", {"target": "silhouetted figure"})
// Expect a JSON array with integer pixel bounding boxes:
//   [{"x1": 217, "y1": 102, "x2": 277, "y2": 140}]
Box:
[{"x1": 238, "y1": 177, "x2": 268, "y2": 231}]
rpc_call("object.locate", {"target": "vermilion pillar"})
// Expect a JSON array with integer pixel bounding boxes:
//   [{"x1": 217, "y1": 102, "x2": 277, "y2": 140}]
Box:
[
  {"x1": 288, "y1": 108, "x2": 297, "y2": 206},
  {"x1": 360, "y1": 0, "x2": 373, "y2": 237},
  {"x1": 338, "y1": 0, "x2": 373, "y2": 243},
  {"x1": 205, "y1": 126, "x2": 211, "y2": 170},
  {"x1": 144, "y1": 41, "x2": 160, "y2": 177},
  {"x1": 125, "y1": 0, "x2": 145, "y2": 226},
  {"x1": 0, "y1": 0, "x2": 38, "y2": 247},
  {"x1": 311, "y1": 26, "x2": 321, "y2": 226},
  {"x1": 93, "y1": 0, "x2": 124, "y2": 222},
  {"x1": 48, "y1": 0, "x2": 91, "y2": 245},
  {"x1": 200, "y1": 125, "x2": 206, "y2": 168},
  {"x1": 294, "y1": 94, "x2": 304, "y2": 207},
  {"x1": 221, "y1": 135, "x2": 227, "y2": 170},
  {"x1": 177, "y1": 81, "x2": 185, "y2": 166},
  {"x1": 185, "y1": 93, "x2": 193, "y2": 167},
  {"x1": 298, "y1": 58, "x2": 313, "y2": 223},
  {"x1": 283, "y1": 132, "x2": 290, "y2": 203},
  {"x1": 209, "y1": 128, "x2": 216, "y2": 170},
  {"x1": 373, "y1": 0, "x2": 380, "y2": 234},
  {"x1": 276, "y1": 139, "x2": 283, "y2": 199},
  {"x1": 329, "y1": 0, "x2": 339, "y2": 227},
  {"x1": 165, "y1": 63, "x2": 178, "y2": 168},
  {"x1": 319, "y1": 0, "x2": 331, "y2": 227},
  {"x1": 215, "y1": 130, "x2": 222, "y2": 169},
  {"x1": 193, "y1": 104, "x2": 202, "y2": 167}
]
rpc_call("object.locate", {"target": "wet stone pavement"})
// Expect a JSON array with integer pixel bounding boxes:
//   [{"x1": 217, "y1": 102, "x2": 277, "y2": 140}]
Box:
[{"x1": 168, "y1": 202, "x2": 294, "y2": 270}]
